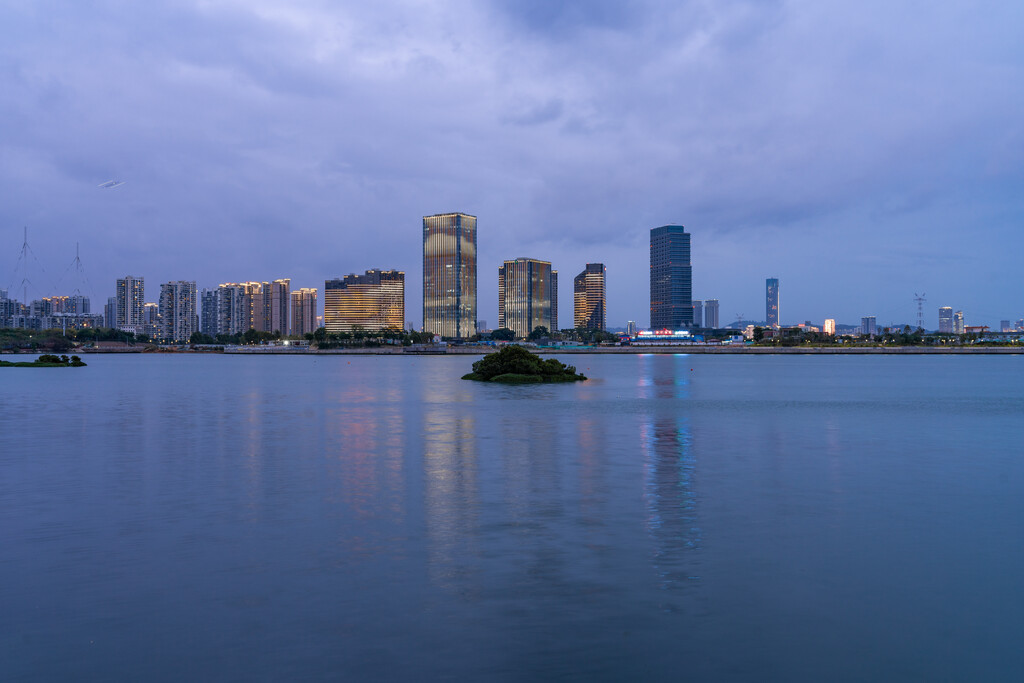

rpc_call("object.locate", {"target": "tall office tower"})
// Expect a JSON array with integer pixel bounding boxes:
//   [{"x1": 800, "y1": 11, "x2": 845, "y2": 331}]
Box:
[
  {"x1": 861, "y1": 316, "x2": 877, "y2": 336},
  {"x1": 115, "y1": 276, "x2": 145, "y2": 330},
  {"x1": 200, "y1": 289, "x2": 217, "y2": 336},
  {"x1": 216, "y1": 283, "x2": 249, "y2": 335},
  {"x1": 824, "y1": 319, "x2": 836, "y2": 335},
  {"x1": 704, "y1": 299, "x2": 720, "y2": 329},
  {"x1": 158, "y1": 281, "x2": 197, "y2": 343},
  {"x1": 291, "y1": 288, "x2": 318, "y2": 336},
  {"x1": 104, "y1": 296, "x2": 117, "y2": 328},
  {"x1": 423, "y1": 212, "x2": 477, "y2": 339},
  {"x1": 693, "y1": 300, "x2": 704, "y2": 328},
  {"x1": 325, "y1": 269, "x2": 405, "y2": 333},
  {"x1": 626, "y1": 320, "x2": 638, "y2": 336},
  {"x1": 551, "y1": 271, "x2": 558, "y2": 332},
  {"x1": 497, "y1": 258, "x2": 557, "y2": 338},
  {"x1": 574, "y1": 263, "x2": 607, "y2": 330},
  {"x1": 765, "y1": 278, "x2": 780, "y2": 328},
  {"x1": 953, "y1": 310, "x2": 965, "y2": 334},
  {"x1": 268, "y1": 279, "x2": 290, "y2": 335},
  {"x1": 142, "y1": 302, "x2": 160, "y2": 339},
  {"x1": 650, "y1": 225, "x2": 692, "y2": 329},
  {"x1": 938, "y1": 307, "x2": 953, "y2": 333}
]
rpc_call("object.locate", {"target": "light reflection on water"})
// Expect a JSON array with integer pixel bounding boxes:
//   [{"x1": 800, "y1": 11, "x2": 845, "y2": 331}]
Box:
[{"x1": 2, "y1": 353, "x2": 1024, "y2": 681}]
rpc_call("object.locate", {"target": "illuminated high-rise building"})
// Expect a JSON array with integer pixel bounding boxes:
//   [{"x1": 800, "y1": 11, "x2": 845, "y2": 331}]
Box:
[
  {"x1": 824, "y1": 318, "x2": 836, "y2": 335},
  {"x1": 573, "y1": 263, "x2": 606, "y2": 330},
  {"x1": 115, "y1": 276, "x2": 145, "y2": 331},
  {"x1": 704, "y1": 299, "x2": 720, "y2": 329},
  {"x1": 938, "y1": 307, "x2": 953, "y2": 333},
  {"x1": 215, "y1": 283, "x2": 250, "y2": 335},
  {"x1": 200, "y1": 289, "x2": 217, "y2": 336},
  {"x1": 650, "y1": 225, "x2": 692, "y2": 329},
  {"x1": 766, "y1": 278, "x2": 780, "y2": 328},
  {"x1": 953, "y1": 310, "x2": 965, "y2": 335},
  {"x1": 142, "y1": 302, "x2": 160, "y2": 339},
  {"x1": 158, "y1": 281, "x2": 197, "y2": 343},
  {"x1": 423, "y1": 212, "x2": 476, "y2": 339},
  {"x1": 267, "y1": 279, "x2": 290, "y2": 335},
  {"x1": 291, "y1": 288, "x2": 318, "y2": 336},
  {"x1": 325, "y1": 269, "x2": 404, "y2": 333},
  {"x1": 498, "y1": 258, "x2": 557, "y2": 338}
]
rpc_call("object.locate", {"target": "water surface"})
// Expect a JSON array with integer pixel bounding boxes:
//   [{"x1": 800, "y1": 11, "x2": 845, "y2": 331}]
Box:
[{"x1": 2, "y1": 354, "x2": 1023, "y2": 681}]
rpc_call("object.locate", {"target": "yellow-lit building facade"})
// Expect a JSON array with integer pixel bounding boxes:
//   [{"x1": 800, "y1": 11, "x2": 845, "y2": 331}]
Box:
[
  {"x1": 498, "y1": 258, "x2": 557, "y2": 338},
  {"x1": 573, "y1": 263, "x2": 606, "y2": 330},
  {"x1": 423, "y1": 213, "x2": 476, "y2": 339},
  {"x1": 324, "y1": 270, "x2": 404, "y2": 333}
]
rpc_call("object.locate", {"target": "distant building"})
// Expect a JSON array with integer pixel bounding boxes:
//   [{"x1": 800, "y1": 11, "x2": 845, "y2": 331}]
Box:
[
  {"x1": 325, "y1": 269, "x2": 405, "y2": 333},
  {"x1": 116, "y1": 276, "x2": 145, "y2": 331},
  {"x1": 704, "y1": 299, "x2": 720, "y2": 329},
  {"x1": 626, "y1": 320, "x2": 638, "y2": 336},
  {"x1": 938, "y1": 307, "x2": 953, "y2": 333},
  {"x1": 861, "y1": 316, "x2": 877, "y2": 336},
  {"x1": 200, "y1": 289, "x2": 218, "y2": 336},
  {"x1": 824, "y1": 318, "x2": 836, "y2": 335},
  {"x1": 650, "y1": 225, "x2": 692, "y2": 329},
  {"x1": 142, "y1": 302, "x2": 160, "y2": 339},
  {"x1": 104, "y1": 296, "x2": 117, "y2": 328},
  {"x1": 498, "y1": 258, "x2": 557, "y2": 338},
  {"x1": 766, "y1": 278, "x2": 780, "y2": 329},
  {"x1": 214, "y1": 283, "x2": 250, "y2": 336},
  {"x1": 291, "y1": 288, "x2": 318, "y2": 336},
  {"x1": 423, "y1": 212, "x2": 477, "y2": 339},
  {"x1": 692, "y1": 300, "x2": 703, "y2": 328},
  {"x1": 574, "y1": 263, "x2": 606, "y2": 330},
  {"x1": 267, "y1": 279, "x2": 290, "y2": 336},
  {"x1": 953, "y1": 310, "x2": 965, "y2": 335},
  {"x1": 1001, "y1": 320, "x2": 1012, "y2": 333},
  {"x1": 158, "y1": 281, "x2": 197, "y2": 343}
]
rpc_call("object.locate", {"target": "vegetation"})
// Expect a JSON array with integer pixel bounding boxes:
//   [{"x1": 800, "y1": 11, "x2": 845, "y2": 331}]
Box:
[
  {"x1": 461, "y1": 345, "x2": 587, "y2": 383},
  {"x1": 1, "y1": 353, "x2": 86, "y2": 368}
]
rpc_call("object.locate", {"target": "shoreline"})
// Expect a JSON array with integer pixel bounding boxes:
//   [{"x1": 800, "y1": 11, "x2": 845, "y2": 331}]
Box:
[{"x1": 7, "y1": 345, "x2": 1017, "y2": 356}]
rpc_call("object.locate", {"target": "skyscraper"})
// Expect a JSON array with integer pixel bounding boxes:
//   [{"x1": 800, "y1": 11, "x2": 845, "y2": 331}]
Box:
[
  {"x1": 291, "y1": 288, "x2": 318, "y2": 336},
  {"x1": 325, "y1": 269, "x2": 405, "y2": 332},
  {"x1": 861, "y1": 316, "x2": 877, "y2": 336},
  {"x1": 824, "y1": 318, "x2": 836, "y2": 335},
  {"x1": 142, "y1": 302, "x2": 160, "y2": 339},
  {"x1": 953, "y1": 310, "x2": 965, "y2": 334},
  {"x1": 158, "y1": 281, "x2": 197, "y2": 343},
  {"x1": 498, "y1": 258, "x2": 557, "y2": 338},
  {"x1": 423, "y1": 212, "x2": 477, "y2": 339},
  {"x1": 200, "y1": 289, "x2": 218, "y2": 336},
  {"x1": 215, "y1": 283, "x2": 250, "y2": 336},
  {"x1": 938, "y1": 307, "x2": 953, "y2": 333},
  {"x1": 115, "y1": 276, "x2": 145, "y2": 331},
  {"x1": 704, "y1": 299, "x2": 720, "y2": 329},
  {"x1": 650, "y1": 225, "x2": 692, "y2": 329},
  {"x1": 574, "y1": 263, "x2": 606, "y2": 330},
  {"x1": 766, "y1": 278, "x2": 780, "y2": 328},
  {"x1": 268, "y1": 279, "x2": 291, "y2": 336},
  {"x1": 692, "y1": 300, "x2": 704, "y2": 328}
]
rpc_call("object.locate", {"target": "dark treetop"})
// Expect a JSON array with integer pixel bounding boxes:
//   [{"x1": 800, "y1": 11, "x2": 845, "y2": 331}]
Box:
[{"x1": 462, "y1": 344, "x2": 587, "y2": 383}]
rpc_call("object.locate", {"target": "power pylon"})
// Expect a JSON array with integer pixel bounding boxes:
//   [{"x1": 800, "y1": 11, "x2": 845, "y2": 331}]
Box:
[{"x1": 914, "y1": 293, "x2": 927, "y2": 331}]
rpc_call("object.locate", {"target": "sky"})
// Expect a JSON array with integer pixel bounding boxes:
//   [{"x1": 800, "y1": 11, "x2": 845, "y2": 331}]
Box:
[{"x1": 2, "y1": 0, "x2": 1022, "y2": 329}]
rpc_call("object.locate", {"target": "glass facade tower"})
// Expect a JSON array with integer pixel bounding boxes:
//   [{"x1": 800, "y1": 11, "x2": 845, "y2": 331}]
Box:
[
  {"x1": 573, "y1": 263, "x2": 606, "y2": 330},
  {"x1": 649, "y1": 226, "x2": 692, "y2": 329},
  {"x1": 766, "y1": 278, "x2": 780, "y2": 328},
  {"x1": 498, "y1": 258, "x2": 557, "y2": 338},
  {"x1": 423, "y1": 213, "x2": 477, "y2": 339}
]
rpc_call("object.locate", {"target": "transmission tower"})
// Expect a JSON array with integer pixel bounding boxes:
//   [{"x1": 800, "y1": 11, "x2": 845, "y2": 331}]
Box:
[
  {"x1": 55, "y1": 242, "x2": 94, "y2": 299},
  {"x1": 9, "y1": 227, "x2": 47, "y2": 304},
  {"x1": 913, "y1": 292, "x2": 927, "y2": 331}
]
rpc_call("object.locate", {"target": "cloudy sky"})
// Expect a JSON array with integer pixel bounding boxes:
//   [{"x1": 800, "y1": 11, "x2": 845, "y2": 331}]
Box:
[{"x1": 2, "y1": 0, "x2": 1022, "y2": 329}]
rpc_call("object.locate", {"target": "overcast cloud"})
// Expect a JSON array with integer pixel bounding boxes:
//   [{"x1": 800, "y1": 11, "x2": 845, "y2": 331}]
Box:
[{"x1": 2, "y1": 0, "x2": 1022, "y2": 328}]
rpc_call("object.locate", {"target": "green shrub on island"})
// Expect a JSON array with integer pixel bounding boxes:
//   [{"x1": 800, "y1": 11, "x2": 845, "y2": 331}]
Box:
[{"x1": 462, "y1": 345, "x2": 587, "y2": 383}]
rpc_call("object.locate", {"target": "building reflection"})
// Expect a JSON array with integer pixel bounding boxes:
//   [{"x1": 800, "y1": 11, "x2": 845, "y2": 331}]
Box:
[
  {"x1": 639, "y1": 354, "x2": 701, "y2": 591},
  {"x1": 423, "y1": 405, "x2": 478, "y2": 591}
]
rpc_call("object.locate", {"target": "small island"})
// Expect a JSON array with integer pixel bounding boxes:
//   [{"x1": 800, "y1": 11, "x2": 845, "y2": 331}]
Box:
[
  {"x1": 462, "y1": 345, "x2": 587, "y2": 383},
  {"x1": 0, "y1": 354, "x2": 87, "y2": 368}
]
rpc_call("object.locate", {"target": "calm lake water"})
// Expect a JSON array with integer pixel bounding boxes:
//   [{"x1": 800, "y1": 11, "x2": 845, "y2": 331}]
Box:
[{"x1": 2, "y1": 353, "x2": 1024, "y2": 681}]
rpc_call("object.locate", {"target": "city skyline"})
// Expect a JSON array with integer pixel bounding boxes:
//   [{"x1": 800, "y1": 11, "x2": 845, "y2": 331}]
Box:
[{"x1": 1, "y1": 3, "x2": 1021, "y2": 328}]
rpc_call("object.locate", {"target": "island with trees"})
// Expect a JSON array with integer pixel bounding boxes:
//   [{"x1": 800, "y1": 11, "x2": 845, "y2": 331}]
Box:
[
  {"x1": 0, "y1": 354, "x2": 86, "y2": 368},
  {"x1": 462, "y1": 345, "x2": 587, "y2": 383}
]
